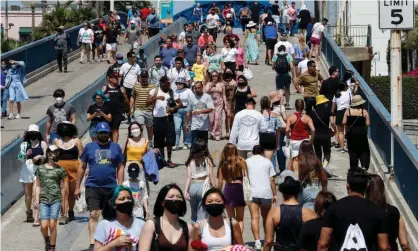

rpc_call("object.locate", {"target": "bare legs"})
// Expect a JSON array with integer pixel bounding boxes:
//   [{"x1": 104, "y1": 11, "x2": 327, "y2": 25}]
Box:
[{"x1": 226, "y1": 206, "x2": 245, "y2": 233}]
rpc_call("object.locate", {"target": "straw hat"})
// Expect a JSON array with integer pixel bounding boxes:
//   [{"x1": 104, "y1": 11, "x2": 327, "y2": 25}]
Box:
[
  {"x1": 246, "y1": 21, "x2": 257, "y2": 28},
  {"x1": 351, "y1": 95, "x2": 366, "y2": 107},
  {"x1": 269, "y1": 91, "x2": 283, "y2": 104},
  {"x1": 315, "y1": 95, "x2": 329, "y2": 105}
]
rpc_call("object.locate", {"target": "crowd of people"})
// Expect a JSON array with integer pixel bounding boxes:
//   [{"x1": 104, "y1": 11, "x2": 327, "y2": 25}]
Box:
[{"x1": 2, "y1": 2, "x2": 413, "y2": 251}]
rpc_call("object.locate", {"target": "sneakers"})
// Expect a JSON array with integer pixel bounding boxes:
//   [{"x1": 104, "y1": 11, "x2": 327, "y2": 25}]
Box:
[
  {"x1": 1, "y1": 112, "x2": 8, "y2": 118},
  {"x1": 8, "y1": 113, "x2": 14, "y2": 119},
  {"x1": 173, "y1": 145, "x2": 183, "y2": 151},
  {"x1": 59, "y1": 216, "x2": 68, "y2": 225},
  {"x1": 167, "y1": 160, "x2": 175, "y2": 168},
  {"x1": 26, "y1": 209, "x2": 34, "y2": 222},
  {"x1": 15, "y1": 113, "x2": 21, "y2": 119},
  {"x1": 183, "y1": 144, "x2": 190, "y2": 150},
  {"x1": 44, "y1": 236, "x2": 50, "y2": 251},
  {"x1": 254, "y1": 240, "x2": 262, "y2": 250},
  {"x1": 88, "y1": 244, "x2": 94, "y2": 251},
  {"x1": 339, "y1": 148, "x2": 347, "y2": 153}
]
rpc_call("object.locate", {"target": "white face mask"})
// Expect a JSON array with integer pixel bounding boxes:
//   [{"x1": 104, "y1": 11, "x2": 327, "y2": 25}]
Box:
[
  {"x1": 55, "y1": 97, "x2": 63, "y2": 104},
  {"x1": 131, "y1": 129, "x2": 141, "y2": 137}
]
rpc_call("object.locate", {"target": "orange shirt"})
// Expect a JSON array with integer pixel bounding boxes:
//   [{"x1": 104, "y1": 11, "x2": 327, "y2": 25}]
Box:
[{"x1": 198, "y1": 35, "x2": 214, "y2": 49}]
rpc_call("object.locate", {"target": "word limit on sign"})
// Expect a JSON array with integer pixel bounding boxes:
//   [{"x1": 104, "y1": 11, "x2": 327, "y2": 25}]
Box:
[{"x1": 379, "y1": 0, "x2": 415, "y2": 29}]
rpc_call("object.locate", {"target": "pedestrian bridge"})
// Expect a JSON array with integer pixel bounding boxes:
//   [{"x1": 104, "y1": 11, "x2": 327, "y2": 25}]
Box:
[{"x1": 1, "y1": 4, "x2": 418, "y2": 248}]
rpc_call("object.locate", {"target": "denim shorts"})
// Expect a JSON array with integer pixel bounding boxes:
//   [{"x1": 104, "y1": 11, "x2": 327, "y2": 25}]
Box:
[
  {"x1": 252, "y1": 197, "x2": 272, "y2": 205},
  {"x1": 40, "y1": 202, "x2": 61, "y2": 220}
]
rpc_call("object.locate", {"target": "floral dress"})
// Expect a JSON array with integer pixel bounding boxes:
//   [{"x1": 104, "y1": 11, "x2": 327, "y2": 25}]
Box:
[
  {"x1": 205, "y1": 82, "x2": 226, "y2": 139},
  {"x1": 245, "y1": 32, "x2": 259, "y2": 62},
  {"x1": 205, "y1": 53, "x2": 223, "y2": 73},
  {"x1": 6, "y1": 61, "x2": 28, "y2": 102}
]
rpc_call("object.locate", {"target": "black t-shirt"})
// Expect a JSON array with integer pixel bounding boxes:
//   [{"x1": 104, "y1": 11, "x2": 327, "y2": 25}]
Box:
[
  {"x1": 271, "y1": 4, "x2": 280, "y2": 16},
  {"x1": 385, "y1": 204, "x2": 400, "y2": 251},
  {"x1": 107, "y1": 63, "x2": 122, "y2": 78},
  {"x1": 323, "y1": 196, "x2": 388, "y2": 250},
  {"x1": 320, "y1": 77, "x2": 340, "y2": 101},
  {"x1": 299, "y1": 218, "x2": 339, "y2": 251},
  {"x1": 105, "y1": 29, "x2": 118, "y2": 43},
  {"x1": 87, "y1": 103, "x2": 111, "y2": 123},
  {"x1": 94, "y1": 27, "x2": 104, "y2": 42},
  {"x1": 310, "y1": 103, "x2": 331, "y2": 135}
]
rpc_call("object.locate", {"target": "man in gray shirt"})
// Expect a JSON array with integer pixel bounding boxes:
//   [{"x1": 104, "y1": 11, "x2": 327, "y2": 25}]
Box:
[
  {"x1": 54, "y1": 25, "x2": 71, "y2": 72},
  {"x1": 125, "y1": 20, "x2": 142, "y2": 52},
  {"x1": 185, "y1": 82, "x2": 214, "y2": 150},
  {"x1": 183, "y1": 36, "x2": 200, "y2": 69}
]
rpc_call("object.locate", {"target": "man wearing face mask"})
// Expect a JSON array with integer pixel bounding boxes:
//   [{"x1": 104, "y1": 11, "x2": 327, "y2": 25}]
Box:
[
  {"x1": 54, "y1": 25, "x2": 71, "y2": 73},
  {"x1": 75, "y1": 122, "x2": 124, "y2": 251},
  {"x1": 131, "y1": 70, "x2": 156, "y2": 145},
  {"x1": 45, "y1": 89, "x2": 76, "y2": 144},
  {"x1": 106, "y1": 53, "x2": 124, "y2": 82},
  {"x1": 125, "y1": 20, "x2": 142, "y2": 53}
]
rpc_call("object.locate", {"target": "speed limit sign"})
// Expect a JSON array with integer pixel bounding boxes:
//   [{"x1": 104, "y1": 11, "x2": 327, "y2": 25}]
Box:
[{"x1": 379, "y1": 0, "x2": 415, "y2": 29}]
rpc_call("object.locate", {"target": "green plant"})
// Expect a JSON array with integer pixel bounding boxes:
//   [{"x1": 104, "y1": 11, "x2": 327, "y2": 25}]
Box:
[
  {"x1": 0, "y1": 33, "x2": 27, "y2": 53},
  {"x1": 369, "y1": 76, "x2": 418, "y2": 119}
]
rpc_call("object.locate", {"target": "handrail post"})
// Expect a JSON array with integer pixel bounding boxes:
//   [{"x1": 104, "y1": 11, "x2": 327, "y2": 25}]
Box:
[{"x1": 367, "y1": 25, "x2": 372, "y2": 47}]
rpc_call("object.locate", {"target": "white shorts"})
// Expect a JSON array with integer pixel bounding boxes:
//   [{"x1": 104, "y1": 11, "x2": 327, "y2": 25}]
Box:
[
  {"x1": 289, "y1": 139, "x2": 306, "y2": 158},
  {"x1": 106, "y1": 43, "x2": 117, "y2": 51},
  {"x1": 19, "y1": 160, "x2": 38, "y2": 183}
]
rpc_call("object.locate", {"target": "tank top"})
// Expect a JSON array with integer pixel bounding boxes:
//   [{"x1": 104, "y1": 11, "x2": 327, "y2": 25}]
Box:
[
  {"x1": 201, "y1": 219, "x2": 232, "y2": 251},
  {"x1": 126, "y1": 139, "x2": 148, "y2": 162},
  {"x1": 58, "y1": 140, "x2": 79, "y2": 160},
  {"x1": 28, "y1": 142, "x2": 44, "y2": 159},
  {"x1": 290, "y1": 112, "x2": 309, "y2": 140},
  {"x1": 158, "y1": 228, "x2": 188, "y2": 251},
  {"x1": 190, "y1": 158, "x2": 209, "y2": 179},
  {"x1": 104, "y1": 85, "x2": 124, "y2": 114},
  {"x1": 234, "y1": 86, "x2": 251, "y2": 113},
  {"x1": 346, "y1": 108, "x2": 367, "y2": 137},
  {"x1": 274, "y1": 204, "x2": 303, "y2": 251}
]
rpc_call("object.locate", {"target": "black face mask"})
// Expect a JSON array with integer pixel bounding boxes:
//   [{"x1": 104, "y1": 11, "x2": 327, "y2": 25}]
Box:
[
  {"x1": 128, "y1": 172, "x2": 139, "y2": 179},
  {"x1": 205, "y1": 203, "x2": 224, "y2": 217},
  {"x1": 224, "y1": 72, "x2": 233, "y2": 78},
  {"x1": 115, "y1": 201, "x2": 134, "y2": 215},
  {"x1": 98, "y1": 134, "x2": 110, "y2": 143},
  {"x1": 238, "y1": 82, "x2": 246, "y2": 87},
  {"x1": 28, "y1": 133, "x2": 39, "y2": 141},
  {"x1": 164, "y1": 200, "x2": 183, "y2": 215}
]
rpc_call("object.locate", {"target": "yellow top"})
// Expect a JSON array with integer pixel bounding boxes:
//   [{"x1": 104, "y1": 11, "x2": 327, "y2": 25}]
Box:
[
  {"x1": 192, "y1": 63, "x2": 206, "y2": 82},
  {"x1": 126, "y1": 139, "x2": 148, "y2": 162}
]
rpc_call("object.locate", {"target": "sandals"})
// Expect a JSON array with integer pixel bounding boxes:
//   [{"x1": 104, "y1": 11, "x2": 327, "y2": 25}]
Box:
[
  {"x1": 59, "y1": 216, "x2": 68, "y2": 225},
  {"x1": 26, "y1": 209, "x2": 34, "y2": 223},
  {"x1": 32, "y1": 220, "x2": 40, "y2": 227}
]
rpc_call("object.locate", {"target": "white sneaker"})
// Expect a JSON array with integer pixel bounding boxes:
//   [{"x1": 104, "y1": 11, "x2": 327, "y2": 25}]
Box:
[
  {"x1": 8, "y1": 113, "x2": 14, "y2": 119},
  {"x1": 173, "y1": 145, "x2": 183, "y2": 151},
  {"x1": 15, "y1": 113, "x2": 21, "y2": 119},
  {"x1": 255, "y1": 240, "x2": 262, "y2": 250}
]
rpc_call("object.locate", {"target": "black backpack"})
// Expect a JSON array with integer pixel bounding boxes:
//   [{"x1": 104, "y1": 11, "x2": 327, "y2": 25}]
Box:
[{"x1": 275, "y1": 54, "x2": 289, "y2": 75}]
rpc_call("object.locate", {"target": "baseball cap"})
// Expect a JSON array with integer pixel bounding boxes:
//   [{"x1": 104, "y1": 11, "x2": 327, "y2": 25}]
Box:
[
  {"x1": 116, "y1": 53, "x2": 124, "y2": 60},
  {"x1": 107, "y1": 71, "x2": 120, "y2": 78},
  {"x1": 175, "y1": 77, "x2": 187, "y2": 84},
  {"x1": 277, "y1": 170, "x2": 298, "y2": 185},
  {"x1": 28, "y1": 124, "x2": 40, "y2": 132},
  {"x1": 128, "y1": 163, "x2": 140, "y2": 174},
  {"x1": 96, "y1": 122, "x2": 110, "y2": 133},
  {"x1": 140, "y1": 70, "x2": 149, "y2": 78}
]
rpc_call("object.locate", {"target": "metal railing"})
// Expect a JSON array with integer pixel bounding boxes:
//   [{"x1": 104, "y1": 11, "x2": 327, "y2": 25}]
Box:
[
  {"x1": 322, "y1": 32, "x2": 418, "y2": 219},
  {"x1": 0, "y1": 17, "x2": 188, "y2": 214},
  {"x1": 326, "y1": 25, "x2": 372, "y2": 47},
  {"x1": 1, "y1": 12, "x2": 128, "y2": 76}
]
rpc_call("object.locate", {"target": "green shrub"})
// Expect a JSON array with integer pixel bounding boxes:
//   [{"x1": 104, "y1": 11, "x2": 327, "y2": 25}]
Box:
[{"x1": 369, "y1": 76, "x2": 418, "y2": 119}]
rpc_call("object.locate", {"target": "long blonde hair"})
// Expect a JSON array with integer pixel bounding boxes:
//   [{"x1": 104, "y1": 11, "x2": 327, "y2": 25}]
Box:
[{"x1": 218, "y1": 143, "x2": 247, "y2": 182}]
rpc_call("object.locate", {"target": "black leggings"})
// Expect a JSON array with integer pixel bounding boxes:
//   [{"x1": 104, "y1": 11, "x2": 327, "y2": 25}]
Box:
[
  {"x1": 348, "y1": 148, "x2": 370, "y2": 170},
  {"x1": 313, "y1": 136, "x2": 331, "y2": 163},
  {"x1": 240, "y1": 18, "x2": 250, "y2": 32},
  {"x1": 304, "y1": 97, "x2": 316, "y2": 115},
  {"x1": 224, "y1": 61, "x2": 236, "y2": 74},
  {"x1": 208, "y1": 27, "x2": 218, "y2": 41}
]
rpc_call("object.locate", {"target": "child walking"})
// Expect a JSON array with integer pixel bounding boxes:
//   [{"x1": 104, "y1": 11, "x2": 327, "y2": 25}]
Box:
[
  {"x1": 122, "y1": 162, "x2": 150, "y2": 219},
  {"x1": 34, "y1": 145, "x2": 66, "y2": 251}
]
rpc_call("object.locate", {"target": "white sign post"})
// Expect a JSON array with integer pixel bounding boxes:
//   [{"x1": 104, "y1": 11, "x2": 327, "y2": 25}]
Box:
[{"x1": 378, "y1": 0, "x2": 415, "y2": 173}]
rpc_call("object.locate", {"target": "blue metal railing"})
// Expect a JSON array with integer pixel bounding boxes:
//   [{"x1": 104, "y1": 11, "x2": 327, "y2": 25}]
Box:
[
  {"x1": 1, "y1": 12, "x2": 128, "y2": 77},
  {"x1": 322, "y1": 32, "x2": 418, "y2": 218},
  {"x1": 0, "y1": 17, "x2": 188, "y2": 214}
]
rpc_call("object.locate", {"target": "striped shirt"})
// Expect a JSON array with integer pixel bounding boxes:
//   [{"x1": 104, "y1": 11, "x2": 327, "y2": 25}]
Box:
[
  {"x1": 131, "y1": 82, "x2": 156, "y2": 112},
  {"x1": 246, "y1": 155, "x2": 276, "y2": 199}
]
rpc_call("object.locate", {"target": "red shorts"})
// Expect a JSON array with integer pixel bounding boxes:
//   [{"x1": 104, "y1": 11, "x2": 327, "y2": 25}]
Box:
[{"x1": 310, "y1": 37, "x2": 321, "y2": 46}]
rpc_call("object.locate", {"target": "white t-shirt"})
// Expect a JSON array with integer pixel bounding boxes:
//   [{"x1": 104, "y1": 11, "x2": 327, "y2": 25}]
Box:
[
  {"x1": 332, "y1": 90, "x2": 352, "y2": 110},
  {"x1": 120, "y1": 63, "x2": 141, "y2": 89},
  {"x1": 167, "y1": 68, "x2": 191, "y2": 90},
  {"x1": 122, "y1": 180, "x2": 148, "y2": 218},
  {"x1": 78, "y1": 28, "x2": 94, "y2": 43},
  {"x1": 229, "y1": 109, "x2": 264, "y2": 151},
  {"x1": 174, "y1": 88, "x2": 194, "y2": 107},
  {"x1": 221, "y1": 48, "x2": 238, "y2": 62},
  {"x1": 206, "y1": 14, "x2": 220, "y2": 29},
  {"x1": 246, "y1": 155, "x2": 276, "y2": 199},
  {"x1": 274, "y1": 41, "x2": 295, "y2": 55},
  {"x1": 298, "y1": 59, "x2": 309, "y2": 74},
  {"x1": 149, "y1": 88, "x2": 179, "y2": 117},
  {"x1": 311, "y1": 22, "x2": 326, "y2": 39},
  {"x1": 178, "y1": 31, "x2": 186, "y2": 43}
]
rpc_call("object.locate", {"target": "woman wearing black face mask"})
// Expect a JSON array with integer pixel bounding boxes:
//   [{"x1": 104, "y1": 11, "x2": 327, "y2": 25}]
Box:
[
  {"x1": 139, "y1": 183, "x2": 192, "y2": 251},
  {"x1": 223, "y1": 68, "x2": 237, "y2": 137},
  {"x1": 232, "y1": 75, "x2": 257, "y2": 114},
  {"x1": 17, "y1": 124, "x2": 48, "y2": 226},
  {"x1": 94, "y1": 185, "x2": 145, "y2": 250},
  {"x1": 192, "y1": 188, "x2": 243, "y2": 250}
]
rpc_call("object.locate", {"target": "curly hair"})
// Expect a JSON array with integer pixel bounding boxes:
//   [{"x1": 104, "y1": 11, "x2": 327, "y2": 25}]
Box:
[
  {"x1": 217, "y1": 143, "x2": 247, "y2": 182},
  {"x1": 260, "y1": 96, "x2": 271, "y2": 112}
]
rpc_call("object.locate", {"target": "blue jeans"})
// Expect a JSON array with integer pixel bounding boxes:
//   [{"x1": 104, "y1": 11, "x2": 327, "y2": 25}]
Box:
[
  {"x1": 1, "y1": 89, "x2": 9, "y2": 113},
  {"x1": 39, "y1": 202, "x2": 61, "y2": 220},
  {"x1": 173, "y1": 108, "x2": 191, "y2": 146}
]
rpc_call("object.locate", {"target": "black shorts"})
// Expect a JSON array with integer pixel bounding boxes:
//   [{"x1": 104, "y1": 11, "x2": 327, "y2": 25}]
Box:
[
  {"x1": 259, "y1": 132, "x2": 277, "y2": 150},
  {"x1": 85, "y1": 187, "x2": 114, "y2": 211},
  {"x1": 110, "y1": 114, "x2": 123, "y2": 130},
  {"x1": 336, "y1": 109, "x2": 347, "y2": 125},
  {"x1": 275, "y1": 74, "x2": 291, "y2": 90},
  {"x1": 148, "y1": 27, "x2": 160, "y2": 37},
  {"x1": 153, "y1": 116, "x2": 175, "y2": 148},
  {"x1": 266, "y1": 38, "x2": 277, "y2": 50}
]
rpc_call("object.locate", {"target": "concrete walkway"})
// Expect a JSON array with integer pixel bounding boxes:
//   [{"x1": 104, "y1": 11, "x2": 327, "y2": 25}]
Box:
[
  {"x1": 0, "y1": 43, "x2": 131, "y2": 148},
  {"x1": 1, "y1": 31, "x2": 352, "y2": 250}
]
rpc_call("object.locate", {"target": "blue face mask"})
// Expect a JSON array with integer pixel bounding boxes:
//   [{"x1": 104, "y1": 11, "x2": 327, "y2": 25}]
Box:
[{"x1": 117, "y1": 60, "x2": 123, "y2": 65}]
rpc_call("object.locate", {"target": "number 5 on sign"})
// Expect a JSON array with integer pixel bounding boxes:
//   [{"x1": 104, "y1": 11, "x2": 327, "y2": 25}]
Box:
[{"x1": 379, "y1": 0, "x2": 416, "y2": 29}]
